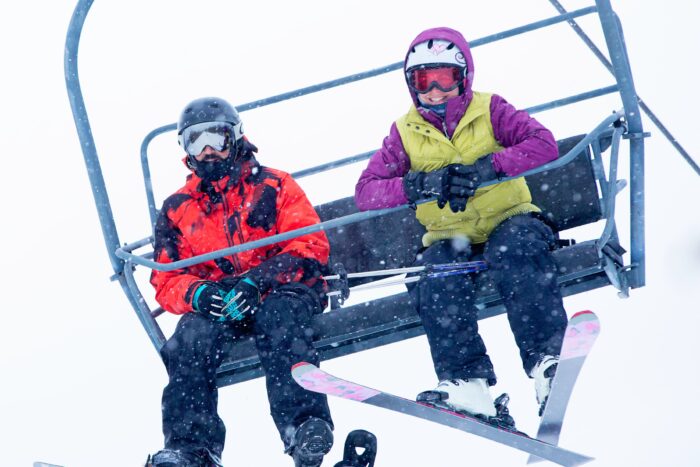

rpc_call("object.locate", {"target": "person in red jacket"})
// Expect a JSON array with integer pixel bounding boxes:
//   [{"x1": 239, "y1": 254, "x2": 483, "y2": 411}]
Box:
[{"x1": 147, "y1": 97, "x2": 334, "y2": 467}]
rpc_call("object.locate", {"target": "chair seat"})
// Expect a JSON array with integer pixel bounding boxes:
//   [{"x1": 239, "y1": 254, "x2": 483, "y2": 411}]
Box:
[{"x1": 215, "y1": 238, "x2": 620, "y2": 386}]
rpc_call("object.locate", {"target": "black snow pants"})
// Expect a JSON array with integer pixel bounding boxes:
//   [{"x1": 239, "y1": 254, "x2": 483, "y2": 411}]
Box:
[
  {"x1": 160, "y1": 283, "x2": 333, "y2": 457},
  {"x1": 408, "y1": 213, "x2": 568, "y2": 385}
]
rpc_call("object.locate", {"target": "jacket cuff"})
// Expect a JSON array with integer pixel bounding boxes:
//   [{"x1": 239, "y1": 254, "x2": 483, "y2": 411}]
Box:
[
  {"x1": 402, "y1": 172, "x2": 424, "y2": 202},
  {"x1": 474, "y1": 154, "x2": 499, "y2": 181}
]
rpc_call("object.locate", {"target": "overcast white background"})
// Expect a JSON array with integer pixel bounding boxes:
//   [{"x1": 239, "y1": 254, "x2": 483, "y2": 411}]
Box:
[{"x1": 2, "y1": 1, "x2": 699, "y2": 466}]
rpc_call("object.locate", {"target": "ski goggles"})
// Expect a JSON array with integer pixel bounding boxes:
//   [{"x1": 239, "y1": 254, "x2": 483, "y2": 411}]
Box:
[
  {"x1": 179, "y1": 121, "x2": 242, "y2": 157},
  {"x1": 408, "y1": 66, "x2": 463, "y2": 93}
]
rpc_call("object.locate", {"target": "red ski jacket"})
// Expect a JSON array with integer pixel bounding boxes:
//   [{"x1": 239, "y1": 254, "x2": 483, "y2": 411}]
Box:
[{"x1": 150, "y1": 156, "x2": 329, "y2": 315}]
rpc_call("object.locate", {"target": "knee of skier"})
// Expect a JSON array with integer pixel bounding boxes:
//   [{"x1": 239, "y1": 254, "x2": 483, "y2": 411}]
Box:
[
  {"x1": 415, "y1": 239, "x2": 471, "y2": 265},
  {"x1": 486, "y1": 216, "x2": 556, "y2": 264},
  {"x1": 160, "y1": 313, "x2": 218, "y2": 365},
  {"x1": 254, "y1": 286, "x2": 316, "y2": 335},
  {"x1": 408, "y1": 239, "x2": 473, "y2": 298}
]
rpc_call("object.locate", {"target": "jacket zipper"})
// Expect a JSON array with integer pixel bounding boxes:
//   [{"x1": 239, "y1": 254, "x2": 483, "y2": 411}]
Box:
[
  {"x1": 220, "y1": 188, "x2": 242, "y2": 274},
  {"x1": 232, "y1": 184, "x2": 247, "y2": 263}
]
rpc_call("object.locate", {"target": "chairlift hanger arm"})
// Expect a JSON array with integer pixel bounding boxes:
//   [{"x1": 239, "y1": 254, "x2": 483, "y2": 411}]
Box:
[
  {"x1": 548, "y1": 0, "x2": 699, "y2": 176},
  {"x1": 65, "y1": 0, "x2": 124, "y2": 275}
]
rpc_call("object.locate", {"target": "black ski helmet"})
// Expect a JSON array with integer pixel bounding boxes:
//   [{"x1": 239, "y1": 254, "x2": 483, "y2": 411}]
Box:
[
  {"x1": 177, "y1": 97, "x2": 246, "y2": 182},
  {"x1": 177, "y1": 97, "x2": 243, "y2": 136}
]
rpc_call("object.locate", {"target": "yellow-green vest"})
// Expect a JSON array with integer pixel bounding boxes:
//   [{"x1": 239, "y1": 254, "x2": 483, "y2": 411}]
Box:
[{"x1": 396, "y1": 91, "x2": 540, "y2": 246}]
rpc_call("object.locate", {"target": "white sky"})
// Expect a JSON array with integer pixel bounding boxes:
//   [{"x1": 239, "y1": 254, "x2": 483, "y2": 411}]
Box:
[{"x1": 2, "y1": 1, "x2": 700, "y2": 466}]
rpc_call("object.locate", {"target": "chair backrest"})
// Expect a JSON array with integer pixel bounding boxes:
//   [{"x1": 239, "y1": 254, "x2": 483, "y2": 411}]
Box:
[
  {"x1": 315, "y1": 134, "x2": 604, "y2": 279},
  {"x1": 528, "y1": 134, "x2": 603, "y2": 232},
  {"x1": 315, "y1": 198, "x2": 424, "y2": 280}
]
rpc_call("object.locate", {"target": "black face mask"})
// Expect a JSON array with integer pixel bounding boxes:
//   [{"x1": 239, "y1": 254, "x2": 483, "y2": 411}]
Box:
[
  {"x1": 190, "y1": 156, "x2": 236, "y2": 183},
  {"x1": 189, "y1": 141, "x2": 249, "y2": 184}
]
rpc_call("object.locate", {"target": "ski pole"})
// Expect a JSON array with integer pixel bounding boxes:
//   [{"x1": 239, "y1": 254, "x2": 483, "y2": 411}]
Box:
[
  {"x1": 324, "y1": 261, "x2": 488, "y2": 299},
  {"x1": 322, "y1": 260, "x2": 487, "y2": 281}
]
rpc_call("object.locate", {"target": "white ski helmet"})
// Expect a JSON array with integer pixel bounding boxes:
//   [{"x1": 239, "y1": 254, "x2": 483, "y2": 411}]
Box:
[{"x1": 405, "y1": 39, "x2": 467, "y2": 72}]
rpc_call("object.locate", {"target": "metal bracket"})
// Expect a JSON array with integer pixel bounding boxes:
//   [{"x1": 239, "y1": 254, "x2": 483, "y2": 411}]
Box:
[{"x1": 622, "y1": 131, "x2": 651, "y2": 140}]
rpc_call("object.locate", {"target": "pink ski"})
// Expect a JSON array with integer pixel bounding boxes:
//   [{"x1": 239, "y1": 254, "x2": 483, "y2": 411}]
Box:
[
  {"x1": 292, "y1": 362, "x2": 593, "y2": 466},
  {"x1": 528, "y1": 310, "x2": 600, "y2": 463}
]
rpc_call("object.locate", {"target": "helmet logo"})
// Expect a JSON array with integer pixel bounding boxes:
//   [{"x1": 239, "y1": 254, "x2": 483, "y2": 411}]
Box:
[{"x1": 429, "y1": 43, "x2": 447, "y2": 55}]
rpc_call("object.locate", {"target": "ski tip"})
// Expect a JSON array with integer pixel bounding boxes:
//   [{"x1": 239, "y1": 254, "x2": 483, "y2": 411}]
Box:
[
  {"x1": 569, "y1": 310, "x2": 599, "y2": 328},
  {"x1": 291, "y1": 361, "x2": 313, "y2": 371},
  {"x1": 571, "y1": 310, "x2": 596, "y2": 319},
  {"x1": 291, "y1": 362, "x2": 318, "y2": 388}
]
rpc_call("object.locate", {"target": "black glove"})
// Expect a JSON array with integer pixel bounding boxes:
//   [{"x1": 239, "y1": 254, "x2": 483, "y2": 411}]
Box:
[
  {"x1": 217, "y1": 276, "x2": 261, "y2": 321},
  {"x1": 403, "y1": 167, "x2": 449, "y2": 206},
  {"x1": 191, "y1": 281, "x2": 228, "y2": 319},
  {"x1": 192, "y1": 277, "x2": 260, "y2": 322},
  {"x1": 444, "y1": 155, "x2": 499, "y2": 212},
  {"x1": 403, "y1": 155, "x2": 500, "y2": 213}
]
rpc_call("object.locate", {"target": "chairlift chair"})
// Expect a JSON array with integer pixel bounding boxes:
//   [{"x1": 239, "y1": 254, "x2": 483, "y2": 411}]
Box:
[{"x1": 66, "y1": 0, "x2": 693, "y2": 387}]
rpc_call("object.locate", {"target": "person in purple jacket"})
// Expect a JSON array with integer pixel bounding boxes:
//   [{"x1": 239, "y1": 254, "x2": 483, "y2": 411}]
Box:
[{"x1": 355, "y1": 26, "x2": 568, "y2": 419}]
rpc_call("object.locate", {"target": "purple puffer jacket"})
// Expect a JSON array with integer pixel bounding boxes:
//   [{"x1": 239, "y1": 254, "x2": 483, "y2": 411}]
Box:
[{"x1": 355, "y1": 26, "x2": 558, "y2": 210}]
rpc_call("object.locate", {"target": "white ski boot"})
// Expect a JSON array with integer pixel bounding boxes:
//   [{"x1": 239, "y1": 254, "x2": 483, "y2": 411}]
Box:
[
  {"x1": 530, "y1": 355, "x2": 559, "y2": 416},
  {"x1": 417, "y1": 378, "x2": 497, "y2": 418}
]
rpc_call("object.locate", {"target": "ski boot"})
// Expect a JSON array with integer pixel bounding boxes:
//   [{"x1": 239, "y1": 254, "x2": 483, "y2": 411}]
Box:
[
  {"x1": 334, "y1": 429, "x2": 377, "y2": 467},
  {"x1": 417, "y1": 378, "x2": 496, "y2": 418},
  {"x1": 145, "y1": 448, "x2": 223, "y2": 467},
  {"x1": 288, "y1": 417, "x2": 334, "y2": 467},
  {"x1": 531, "y1": 355, "x2": 559, "y2": 416},
  {"x1": 417, "y1": 379, "x2": 521, "y2": 433}
]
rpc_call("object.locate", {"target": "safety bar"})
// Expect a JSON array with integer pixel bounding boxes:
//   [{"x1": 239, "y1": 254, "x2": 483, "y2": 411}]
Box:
[{"x1": 117, "y1": 110, "x2": 624, "y2": 272}]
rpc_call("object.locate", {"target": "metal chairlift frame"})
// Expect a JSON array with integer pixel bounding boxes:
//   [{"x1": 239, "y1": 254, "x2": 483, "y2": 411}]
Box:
[{"x1": 65, "y1": 0, "x2": 691, "y2": 386}]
